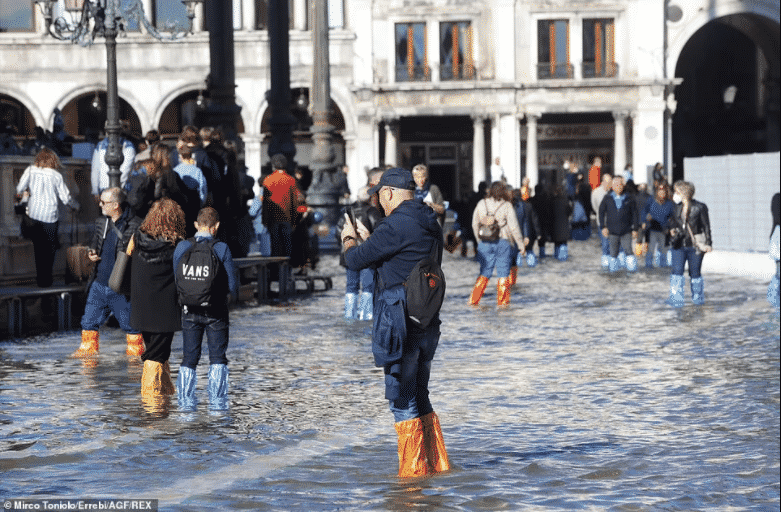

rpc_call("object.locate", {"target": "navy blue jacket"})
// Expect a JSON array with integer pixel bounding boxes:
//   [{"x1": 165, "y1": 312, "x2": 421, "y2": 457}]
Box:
[
  {"x1": 344, "y1": 199, "x2": 443, "y2": 290},
  {"x1": 599, "y1": 192, "x2": 639, "y2": 236}
]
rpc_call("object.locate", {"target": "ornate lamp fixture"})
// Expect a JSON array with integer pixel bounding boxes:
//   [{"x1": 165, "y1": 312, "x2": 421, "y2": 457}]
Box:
[{"x1": 34, "y1": 0, "x2": 203, "y2": 187}]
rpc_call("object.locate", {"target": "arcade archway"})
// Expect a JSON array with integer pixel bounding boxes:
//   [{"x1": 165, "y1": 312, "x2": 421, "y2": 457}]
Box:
[{"x1": 672, "y1": 13, "x2": 780, "y2": 180}]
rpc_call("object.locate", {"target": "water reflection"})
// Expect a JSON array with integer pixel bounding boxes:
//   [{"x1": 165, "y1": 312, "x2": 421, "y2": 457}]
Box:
[{"x1": 1, "y1": 241, "x2": 778, "y2": 510}]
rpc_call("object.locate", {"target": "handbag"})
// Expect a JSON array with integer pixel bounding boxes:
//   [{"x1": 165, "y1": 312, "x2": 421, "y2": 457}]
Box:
[
  {"x1": 108, "y1": 235, "x2": 135, "y2": 295},
  {"x1": 686, "y1": 223, "x2": 711, "y2": 254}
]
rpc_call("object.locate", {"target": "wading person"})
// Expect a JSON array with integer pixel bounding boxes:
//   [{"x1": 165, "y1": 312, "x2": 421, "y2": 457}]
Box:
[
  {"x1": 469, "y1": 181, "x2": 523, "y2": 307},
  {"x1": 71, "y1": 188, "x2": 143, "y2": 358},
  {"x1": 131, "y1": 198, "x2": 186, "y2": 397},
  {"x1": 341, "y1": 167, "x2": 450, "y2": 478},
  {"x1": 599, "y1": 175, "x2": 639, "y2": 272},
  {"x1": 667, "y1": 181, "x2": 712, "y2": 306},
  {"x1": 174, "y1": 207, "x2": 238, "y2": 411}
]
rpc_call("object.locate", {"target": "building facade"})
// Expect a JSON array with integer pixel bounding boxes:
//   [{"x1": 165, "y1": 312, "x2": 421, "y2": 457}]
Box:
[{"x1": 1, "y1": 0, "x2": 778, "y2": 205}]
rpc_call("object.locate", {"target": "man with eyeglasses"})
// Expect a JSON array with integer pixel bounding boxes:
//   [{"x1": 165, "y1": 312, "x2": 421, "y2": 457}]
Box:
[
  {"x1": 341, "y1": 167, "x2": 450, "y2": 478},
  {"x1": 72, "y1": 187, "x2": 143, "y2": 358}
]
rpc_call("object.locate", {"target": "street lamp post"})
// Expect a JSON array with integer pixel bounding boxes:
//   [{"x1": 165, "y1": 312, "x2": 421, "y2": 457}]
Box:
[{"x1": 35, "y1": 0, "x2": 202, "y2": 189}]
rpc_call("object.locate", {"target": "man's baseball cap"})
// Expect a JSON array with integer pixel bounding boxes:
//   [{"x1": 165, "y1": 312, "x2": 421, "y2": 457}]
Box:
[{"x1": 367, "y1": 167, "x2": 416, "y2": 196}]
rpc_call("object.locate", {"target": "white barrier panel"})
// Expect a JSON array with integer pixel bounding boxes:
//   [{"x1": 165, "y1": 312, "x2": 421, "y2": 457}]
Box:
[{"x1": 684, "y1": 152, "x2": 780, "y2": 253}]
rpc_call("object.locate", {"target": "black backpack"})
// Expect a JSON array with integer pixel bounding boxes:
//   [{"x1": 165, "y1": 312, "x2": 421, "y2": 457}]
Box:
[
  {"x1": 404, "y1": 242, "x2": 446, "y2": 329},
  {"x1": 175, "y1": 238, "x2": 222, "y2": 308}
]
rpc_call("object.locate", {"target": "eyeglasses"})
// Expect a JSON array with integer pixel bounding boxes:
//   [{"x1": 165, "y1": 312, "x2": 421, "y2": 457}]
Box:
[{"x1": 99, "y1": 199, "x2": 115, "y2": 206}]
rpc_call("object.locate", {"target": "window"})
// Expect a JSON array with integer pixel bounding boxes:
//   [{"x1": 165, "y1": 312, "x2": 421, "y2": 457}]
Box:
[
  {"x1": 440, "y1": 21, "x2": 474, "y2": 81},
  {"x1": 328, "y1": 0, "x2": 343, "y2": 28},
  {"x1": 583, "y1": 18, "x2": 616, "y2": 78},
  {"x1": 154, "y1": 0, "x2": 189, "y2": 31},
  {"x1": 0, "y1": 1, "x2": 34, "y2": 32},
  {"x1": 537, "y1": 19, "x2": 571, "y2": 79},
  {"x1": 395, "y1": 22, "x2": 429, "y2": 82}
]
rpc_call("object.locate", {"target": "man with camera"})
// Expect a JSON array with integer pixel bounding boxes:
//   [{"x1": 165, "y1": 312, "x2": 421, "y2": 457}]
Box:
[{"x1": 341, "y1": 167, "x2": 450, "y2": 478}]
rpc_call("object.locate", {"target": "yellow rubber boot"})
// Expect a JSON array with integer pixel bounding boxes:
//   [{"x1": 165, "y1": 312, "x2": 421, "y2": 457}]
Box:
[
  {"x1": 468, "y1": 276, "x2": 489, "y2": 306},
  {"x1": 509, "y1": 266, "x2": 518, "y2": 287},
  {"x1": 72, "y1": 330, "x2": 99, "y2": 358},
  {"x1": 141, "y1": 360, "x2": 176, "y2": 397},
  {"x1": 394, "y1": 417, "x2": 429, "y2": 478},
  {"x1": 497, "y1": 277, "x2": 511, "y2": 307},
  {"x1": 421, "y1": 411, "x2": 450, "y2": 474},
  {"x1": 126, "y1": 333, "x2": 145, "y2": 356}
]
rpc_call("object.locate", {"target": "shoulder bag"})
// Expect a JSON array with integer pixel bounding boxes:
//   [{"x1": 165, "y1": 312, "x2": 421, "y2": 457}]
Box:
[{"x1": 108, "y1": 235, "x2": 135, "y2": 295}]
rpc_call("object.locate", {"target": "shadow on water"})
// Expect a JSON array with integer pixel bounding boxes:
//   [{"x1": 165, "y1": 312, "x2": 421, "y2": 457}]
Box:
[{"x1": 1, "y1": 241, "x2": 779, "y2": 510}]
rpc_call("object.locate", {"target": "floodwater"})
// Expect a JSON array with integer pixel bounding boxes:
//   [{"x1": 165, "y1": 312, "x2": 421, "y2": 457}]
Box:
[{"x1": 1, "y1": 240, "x2": 778, "y2": 511}]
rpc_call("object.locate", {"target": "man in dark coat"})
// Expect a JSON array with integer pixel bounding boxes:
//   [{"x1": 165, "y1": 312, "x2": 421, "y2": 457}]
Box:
[
  {"x1": 599, "y1": 175, "x2": 639, "y2": 272},
  {"x1": 341, "y1": 167, "x2": 450, "y2": 478},
  {"x1": 72, "y1": 187, "x2": 143, "y2": 358}
]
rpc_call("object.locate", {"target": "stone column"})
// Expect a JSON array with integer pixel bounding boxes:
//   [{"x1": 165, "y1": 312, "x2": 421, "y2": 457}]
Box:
[
  {"x1": 293, "y1": 0, "x2": 307, "y2": 30},
  {"x1": 384, "y1": 119, "x2": 398, "y2": 167},
  {"x1": 472, "y1": 115, "x2": 486, "y2": 191},
  {"x1": 194, "y1": 1, "x2": 205, "y2": 32},
  {"x1": 613, "y1": 111, "x2": 628, "y2": 177},
  {"x1": 525, "y1": 113, "x2": 540, "y2": 189},
  {"x1": 372, "y1": 118, "x2": 380, "y2": 169},
  {"x1": 242, "y1": 0, "x2": 256, "y2": 31}
]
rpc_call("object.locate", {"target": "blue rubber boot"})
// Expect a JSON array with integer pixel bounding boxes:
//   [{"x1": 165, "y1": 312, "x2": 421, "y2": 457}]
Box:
[
  {"x1": 357, "y1": 291, "x2": 373, "y2": 321},
  {"x1": 626, "y1": 254, "x2": 638, "y2": 272},
  {"x1": 666, "y1": 251, "x2": 673, "y2": 267},
  {"x1": 176, "y1": 366, "x2": 198, "y2": 411},
  {"x1": 526, "y1": 252, "x2": 538, "y2": 267},
  {"x1": 617, "y1": 251, "x2": 627, "y2": 269},
  {"x1": 608, "y1": 256, "x2": 619, "y2": 273},
  {"x1": 666, "y1": 275, "x2": 685, "y2": 307},
  {"x1": 768, "y1": 274, "x2": 780, "y2": 307},
  {"x1": 344, "y1": 293, "x2": 358, "y2": 321},
  {"x1": 208, "y1": 364, "x2": 229, "y2": 410},
  {"x1": 555, "y1": 244, "x2": 568, "y2": 261},
  {"x1": 601, "y1": 254, "x2": 610, "y2": 269},
  {"x1": 690, "y1": 277, "x2": 705, "y2": 305}
]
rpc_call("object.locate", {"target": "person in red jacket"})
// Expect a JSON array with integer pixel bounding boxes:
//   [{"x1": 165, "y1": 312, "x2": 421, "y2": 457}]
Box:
[
  {"x1": 262, "y1": 154, "x2": 303, "y2": 257},
  {"x1": 588, "y1": 156, "x2": 603, "y2": 191}
]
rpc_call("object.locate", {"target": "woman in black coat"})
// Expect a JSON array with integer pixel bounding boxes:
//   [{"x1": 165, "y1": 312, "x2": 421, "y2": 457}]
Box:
[
  {"x1": 131, "y1": 197, "x2": 186, "y2": 397},
  {"x1": 550, "y1": 185, "x2": 573, "y2": 261}
]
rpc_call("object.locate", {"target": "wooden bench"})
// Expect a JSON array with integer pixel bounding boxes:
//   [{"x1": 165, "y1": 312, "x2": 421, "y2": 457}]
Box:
[
  {"x1": 234, "y1": 256, "x2": 292, "y2": 304},
  {"x1": 0, "y1": 284, "x2": 86, "y2": 338}
]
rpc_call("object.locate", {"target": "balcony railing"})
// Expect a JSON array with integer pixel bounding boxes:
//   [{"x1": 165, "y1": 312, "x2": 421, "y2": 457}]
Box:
[
  {"x1": 583, "y1": 61, "x2": 619, "y2": 78},
  {"x1": 440, "y1": 63, "x2": 476, "y2": 81},
  {"x1": 537, "y1": 62, "x2": 574, "y2": 80},
  {"x1": 395, "y1": 65, "x2": 431, "y2": 83}
]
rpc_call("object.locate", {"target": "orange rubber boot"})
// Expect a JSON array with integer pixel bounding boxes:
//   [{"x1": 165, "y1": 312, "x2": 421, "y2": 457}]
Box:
[
  {"x1": 421, "y1": 411, "x2": 450, "y2": 473},
  {"x1": 141, "y1": 360, "x2": 176, "y2": 397},
  {"x1": 497, "y1": 277, "x2": 511, "y2": 307},
  {"x1": 394, "y1": 417, "x2": 429, "y2": 478},
  {"x1": 126, "y1": 333, "x2": 145, "y2": 356},
  {"x1": 72, "y1": 330, "x2": 99, "y2": 358},
  {"x1": 509, "y1": 266, "x2": 518, "y2": 287},
  {"x1": 468, "y1": 276, "x2": 489, "y2": 306}
]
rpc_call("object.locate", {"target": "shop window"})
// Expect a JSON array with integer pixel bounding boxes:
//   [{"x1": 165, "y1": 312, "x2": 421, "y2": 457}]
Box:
[
  {"x1": 583, "y1": 18, "x2": 617, "y2": 78},
  {"x1": 395, "y1": 22, "x2": 429, "y2": 82},
  {"x1": 440, "y1": 21, "x2": 474, "y2": 81},
  {"x1": 537, "y1": 19, "x2": 572, "y2": 79},
  {"x1": 0, "y1": 1, "x2": 34, "y2": 32}
]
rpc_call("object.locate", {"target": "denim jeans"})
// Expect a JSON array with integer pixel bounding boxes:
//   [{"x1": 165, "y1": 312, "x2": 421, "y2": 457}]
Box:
[
  {"x1": 81, "y1": 281, "x2": 138, "y2": 333},
  {"x1": 181, "y1": 311, "x2": 229, "y2": 369},
  {"x1": 477, "y1": 239, "x2": 512, "y2": 278},
  {"x1": 386, "y1": 320, "x2": 440, "y2": 423},
  {"x1": 671, "y1": 247, "x2": 704, "y2": 279},
  {"x1": 345, "y1": 267, "x2": 374, "y2": 294},
  {"x1": 598, "y1": 227, "x2": 610, "y2": 256}
]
